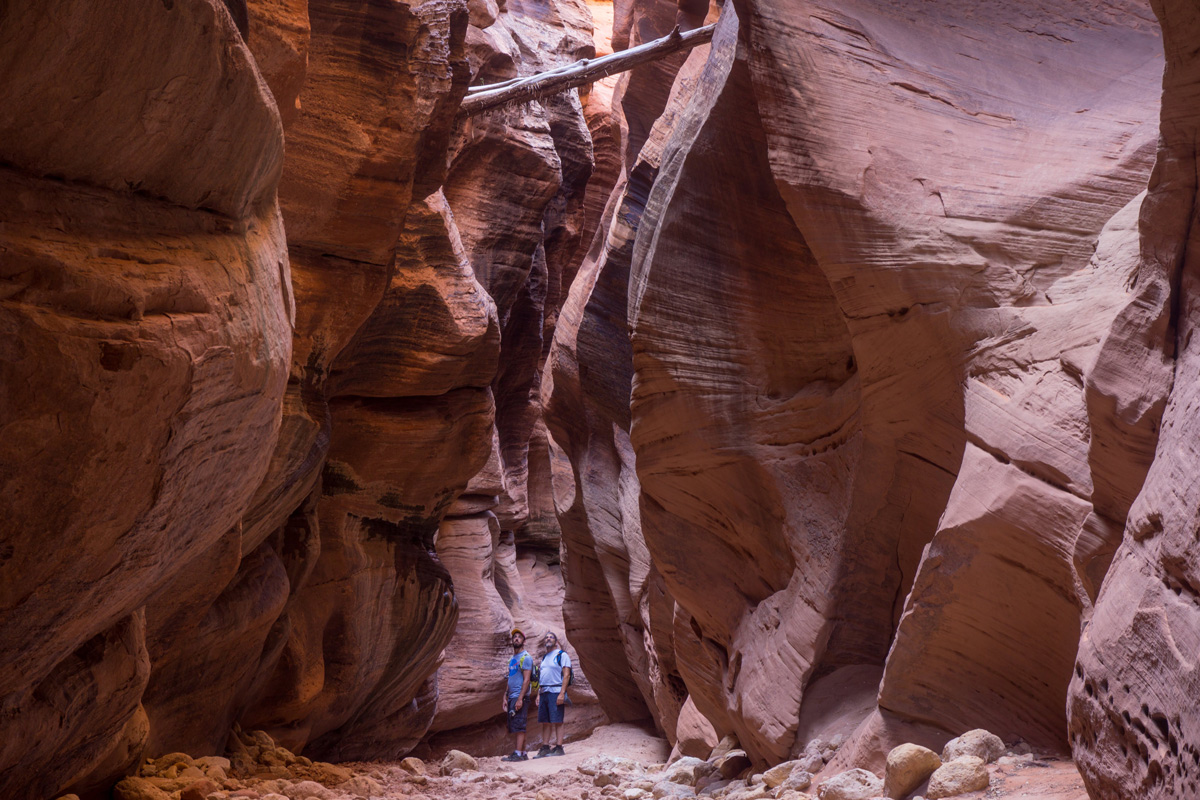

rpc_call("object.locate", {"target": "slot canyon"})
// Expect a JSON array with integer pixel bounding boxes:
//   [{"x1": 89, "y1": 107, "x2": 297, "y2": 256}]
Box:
[{"x1": 2, "y1": 0, "x2": 1200, "y2": 799}]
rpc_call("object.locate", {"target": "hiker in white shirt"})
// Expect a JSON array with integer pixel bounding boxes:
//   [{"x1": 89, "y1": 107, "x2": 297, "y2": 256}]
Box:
[{"x1": 533, "y1": 631, "x2": 571, "y2": 757}]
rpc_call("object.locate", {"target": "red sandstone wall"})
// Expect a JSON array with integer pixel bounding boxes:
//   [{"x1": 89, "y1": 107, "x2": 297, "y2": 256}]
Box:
[
  {"x1": 551, "y1": 0, "x2": 1170, "y2": 777},
  {"x1": 5, "y1": 0, "x2": 1199, "y2": 797},
  {"x1": 0, "y1": 0, "x2": 503, "y2": 793},
  {"x1": 1067, "y1": 2, "x2": 1200, "y2": 798}
]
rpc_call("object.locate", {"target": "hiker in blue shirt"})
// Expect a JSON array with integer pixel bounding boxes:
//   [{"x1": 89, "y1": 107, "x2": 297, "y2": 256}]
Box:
[
  {"x1": 533, "y1": 630, "x2": 571, "y2": 757},
  {"x1": 500, "y1": 628, "x2": 533, "y2": 762}
]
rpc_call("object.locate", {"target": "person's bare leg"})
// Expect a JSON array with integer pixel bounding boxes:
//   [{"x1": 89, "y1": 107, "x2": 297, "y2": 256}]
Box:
[
  {"x1": 517, "y1": 730, "x2": 526, "y2": 752},
  {"x1": 551, "y1": 722, "x2": 563, "y2": 746}
]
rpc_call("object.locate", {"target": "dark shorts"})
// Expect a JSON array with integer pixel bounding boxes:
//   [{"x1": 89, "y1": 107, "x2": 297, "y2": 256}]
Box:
[
  {"x1": 506, "y1": 694, "x2": 528, "y2": 733},
  {"x1": 537, "y1": 691, "x2": 565, "y2": 724}
]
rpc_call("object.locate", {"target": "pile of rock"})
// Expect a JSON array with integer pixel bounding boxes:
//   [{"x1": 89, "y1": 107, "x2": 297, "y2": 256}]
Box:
[
  {"x1": 54, "y1": 724, "x2": 1018, "y2": 800},
  {"x1": 100, "y1": 729, "x2": 387, "y2": 800},
  {"x1": 571, "y1": 734, "x2": 809, "y2": 800},
  {"x1": 818, "y1": 729, "x2": 1004, "y2": 800},
  {"x1": 567, "y1": 728, "x2": 1008, "y2": 800}
]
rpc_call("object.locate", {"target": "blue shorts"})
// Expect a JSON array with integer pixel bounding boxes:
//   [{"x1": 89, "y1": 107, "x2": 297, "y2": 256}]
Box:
[
  {"x1": 538, "y1": 691, "x2": 565, "y2": 723},
  {"x1": 507, "y1": 694, "x2": 528, "y2": 733}
]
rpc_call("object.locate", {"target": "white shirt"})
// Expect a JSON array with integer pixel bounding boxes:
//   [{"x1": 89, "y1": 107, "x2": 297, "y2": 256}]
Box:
[{"x1": 538, "y1": 648, "x2": 571, "y2": 689}]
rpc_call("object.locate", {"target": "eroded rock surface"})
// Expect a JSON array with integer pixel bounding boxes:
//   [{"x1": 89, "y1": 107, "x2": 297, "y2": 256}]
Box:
[
  {"x1": 619, "y1": 0, "x2": 1162, "y2": 770},
  {"x1": 1067, "y1": 2, "x2": 1200, "y2": 799},
  {"x1": 1, "y1": 0, "x2": 503, "y2": 793},
  {"x1": 0, "y1": 2, "x2": 289, "y2": 796},
  {"x1": 3, "y1": 0, "x2": 1194, "y2": 796},
  {"x1": 167, "y1": 0, "x2": 490, "y2": 766}
]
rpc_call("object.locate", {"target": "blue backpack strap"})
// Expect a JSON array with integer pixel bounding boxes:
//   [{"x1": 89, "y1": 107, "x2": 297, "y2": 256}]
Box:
[{"x1": 557, "y1": 650, "x2": 571, "y2": 685}]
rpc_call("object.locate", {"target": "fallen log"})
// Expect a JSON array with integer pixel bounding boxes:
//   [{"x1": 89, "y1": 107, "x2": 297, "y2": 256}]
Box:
[{"x1": 460, "y1": 23, "x2": 716, "y2": 117}]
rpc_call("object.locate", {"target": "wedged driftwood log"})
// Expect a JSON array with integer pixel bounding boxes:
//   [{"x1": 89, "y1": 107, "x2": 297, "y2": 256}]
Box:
[{"x1": 461, "y1": 24, "x2": 715, "y2": 116}]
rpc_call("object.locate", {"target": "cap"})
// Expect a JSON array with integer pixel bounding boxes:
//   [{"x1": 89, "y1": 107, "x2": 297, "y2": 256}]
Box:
[{"x1": 511, "y1": 628, "x2": 524, "y2": 637}]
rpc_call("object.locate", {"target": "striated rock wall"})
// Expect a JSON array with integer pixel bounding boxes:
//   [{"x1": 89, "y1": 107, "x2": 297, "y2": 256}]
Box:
[
  {"x1": 0, "y1": 1, "x2": 290, "y2": 796},
  {"x1": 148, "y1": 0, "x2": 492, "y2": 766},
  {"x1": 0, "y1": 0, "x2": 513, "y2": 793},
  {"x1": 631, "y1": 5, "x2": 857, "y2": 762},
  {"x1": 6, "y1": 0, "x2": 1198, "y2": 795},
  {"x1": 1067, "y1": 1, "x2": 1200, "y2": 798},
  {"x1": 550, "y1": 0, "x2": 1166, "y2": 773},
  {"x1": 734, "y1": 0, "x2": 1159, "y2": 756}
]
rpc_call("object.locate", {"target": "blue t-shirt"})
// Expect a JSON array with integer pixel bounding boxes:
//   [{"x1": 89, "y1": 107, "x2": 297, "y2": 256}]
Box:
[
  {"x1": 538, "y1": 649, "x2": 571, "y2": 690},
  {"x1": 508, "y1": 650, "x2": 533, "y2": 696}
]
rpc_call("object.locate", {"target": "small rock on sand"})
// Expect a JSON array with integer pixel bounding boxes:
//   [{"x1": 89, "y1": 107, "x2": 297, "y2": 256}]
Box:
[
  {"x1": 818, "y1": 768, "x2": 884, "y2": 800},
  {"x1": 442, "y1": 750, "x2": 479, "y2": 775}
]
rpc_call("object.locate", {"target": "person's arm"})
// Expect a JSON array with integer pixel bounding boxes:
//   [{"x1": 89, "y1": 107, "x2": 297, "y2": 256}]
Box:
[
  {"x1": 517, "y1": 664, "x2": 531, "y2": 709},
  {"x1": 558, "y1": 666, "x2": 570, "y2": 705}
]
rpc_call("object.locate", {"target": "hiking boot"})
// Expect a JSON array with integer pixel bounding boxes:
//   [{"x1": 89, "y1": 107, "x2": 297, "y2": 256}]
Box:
[
  {"x1": 501, "y1": 751, "x2": 528, "y2": 762},
  {"x1": 550, "y1": 744, "x2": 565, "y2": 757},
  {"x1": 534, "y1": 744, "x2": 552, "y2": 758}
]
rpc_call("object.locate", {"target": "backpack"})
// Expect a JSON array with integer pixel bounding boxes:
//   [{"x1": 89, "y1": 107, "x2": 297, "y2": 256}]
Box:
[
  {"x1": 524, "y1": 653, "x2": 538, "y2": 695},
  {"x1": 557, "y1": 651, "x2": 572, "y2": 687}
]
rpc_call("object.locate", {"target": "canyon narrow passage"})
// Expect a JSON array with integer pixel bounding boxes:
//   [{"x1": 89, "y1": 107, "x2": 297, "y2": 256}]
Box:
[{"x1": 2, "y1": 1, "x2": 1198, "y2": 800}]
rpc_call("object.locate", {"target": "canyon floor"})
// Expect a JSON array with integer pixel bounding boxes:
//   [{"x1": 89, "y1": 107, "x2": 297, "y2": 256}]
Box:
[
  {"x1": 129, "y1": 722, "x2": 1092, "y2": 800},
  {"x1": 372, "y1": 725, "x2": 1089, "y2": 800}
]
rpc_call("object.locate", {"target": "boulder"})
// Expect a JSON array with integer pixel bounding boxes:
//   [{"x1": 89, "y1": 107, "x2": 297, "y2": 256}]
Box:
[
  {"x1": 194, "y1": 756, "x2": 231, "y2": 779},
  {"x1": 281, "y1": 781, "x2": 333, "y2": 800},
  {"x1": 926, "y1": 757, "x2": 989, "y2": 799},
  {"x1": 725, "y1": 784, "x2": 771, "y2": 800},
  {"x1": 883, "y1": 744, "x2": 941, "y2": 798},
  {"x1": 579, "y1": 755, "x2": 643, "y2": 777},
  {"x1": 336, "y1": 776, "x2": 382, "y2": 796},
  {"x1": 712, "y1": 750, "x2": 753, "y2": 781},
  {"x1": 763, "y1": 761, "x2": 801, "y2": 788},
  {"x1": 652, "y1": 779, "x2": 698, "y2": 799},
  {"x1": 796, "y1": 749, "x2": 827, "y2": 775},
  {"x1": 940, "y1": 731, "x2": 1004, "y2": 765},
  {"x1": 781, "y1": 771, "x2": 814, "y2": 792},
  {"x1": 675, "y1": 699, "x2": 720, "y2": 760},
  {"x1": 399, "y1": 757, "x2": 427, "y2": 776},
  {"x1": 440, "y1": 750, "x2": 478, "y2": 775},
  {"x1": 818, "y1": 769, "x2": 885, "y2": 800},
  {"x1": 112, "y1": 777, "x2": 172, "y2": 800},
  {"x1": 663, "y1": 757, "x2": 706, "y2": 785},
  {"x1": 709, "y1": 735, "x2": 741, "y2": 761},
  {"x1": 178, "y1": 779, "x2": 222, "y2": 800}
]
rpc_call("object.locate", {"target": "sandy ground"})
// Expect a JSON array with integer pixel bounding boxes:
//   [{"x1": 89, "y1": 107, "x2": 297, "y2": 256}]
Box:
[
  {"x1": 344, "y1": 722, "x2": 669, "y2": 800},
  {"x1": 967, "y1": 756, "x2": 1090, "y2": 800},
  {"x1": 477, "y1": 721, "x2": 672, "y2": 777},
  {"x1": 339, "y1": 722, "x2": 1089, "y2": 800}
]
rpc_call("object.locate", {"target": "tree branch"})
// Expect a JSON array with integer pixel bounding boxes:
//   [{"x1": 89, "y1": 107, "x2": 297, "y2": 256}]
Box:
[{"x1": 460, "y1": 23, "x2": 716, "y2": 117}]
